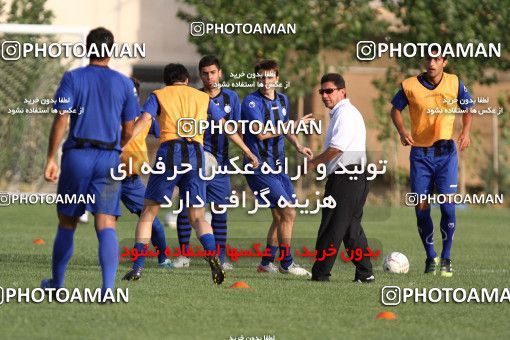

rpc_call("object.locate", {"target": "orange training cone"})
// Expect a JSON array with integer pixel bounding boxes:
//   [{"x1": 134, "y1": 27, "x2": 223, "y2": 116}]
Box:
[
  {"x1": 376, "y1": 311, "x2": 397, "y2": 320},
  {"x1": 229, "y1": 281, "x2": 250, "y2": 289}
]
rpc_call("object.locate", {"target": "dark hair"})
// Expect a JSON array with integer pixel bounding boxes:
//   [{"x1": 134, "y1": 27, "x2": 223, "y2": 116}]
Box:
[
  {"x1": 199, "y1": 55, "x2": 221, "y2": 71},
  {"x1": 163, "y1": 63, "x2": 189, "y2": 85},
  {"x1": 427, "y1": 45, "x2": 447, "y2": 60},
  {"x1": 130, "y1": 77, "x2": 140, "y2": 93},
  {"x1": 86, "y1": 27, "x2": 114, "y2": 61},
  {"x1": 255, "y1": 59, "x2": 279, "y2": 77},
  {"x1": 320, "y1": 73, "x2": 346, "y2": 88}
]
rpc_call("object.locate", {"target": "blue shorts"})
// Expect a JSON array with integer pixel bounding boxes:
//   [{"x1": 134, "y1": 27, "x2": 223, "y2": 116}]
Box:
[
  {"x1": 57, "y1": 148, "x2": 121, "y2": 217},
  {"x1": 206, "y1": 173, "x2": 231, "y2": 204},
  {"x1": 245, "y1": 173, "x2": 295, "y2": 209},
  {"x1": 410, "y1": 140, "x2": 458, "y2": 196},
  {"x1": 145, "y1": 140, "x2": 206, "y2": 205},
  {"x1": 121, "y1": 176, "x2": 146, "y2": 214}
]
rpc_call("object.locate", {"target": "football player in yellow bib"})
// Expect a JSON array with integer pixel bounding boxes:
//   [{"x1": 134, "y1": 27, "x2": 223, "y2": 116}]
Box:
[
  {"x1": 390, "y1": 47, "x2": 473, "y2": 277},
  {"x1": 118, "y1": 78, "x2": 173, "y2": 269},
  {"x1": 122, "y1": 64, "x2": 259, "y2": 284}
]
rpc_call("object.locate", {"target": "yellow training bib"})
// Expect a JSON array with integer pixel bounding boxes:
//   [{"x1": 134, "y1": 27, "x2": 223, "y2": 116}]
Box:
[{"x1": 401, "y1": 73, "x2": 459, "y2": 147}]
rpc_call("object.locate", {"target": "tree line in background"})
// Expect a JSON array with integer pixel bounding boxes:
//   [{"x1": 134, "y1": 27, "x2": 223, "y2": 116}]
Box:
[{"x1": 0, "y1": 0, "x2": 508, "y2": 203}]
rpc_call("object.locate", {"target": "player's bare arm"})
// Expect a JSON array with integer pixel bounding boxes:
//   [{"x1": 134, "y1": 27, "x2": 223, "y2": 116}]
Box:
[
  {"x1": 120, "y1": 119, "x2": 135, "y2": 148},
  {"x1": 121, "y1": 112, "x2": 150, "y2": 149},
  {"x1": 44, "y1": 111, "x2": 69, "y2": 183},
  {"x1": 284, "y1": 133, "x2": 313, "y2": 159},
  {"x1": 221, "y1": 118, "x2": 260, "y2": 168},
  {"x1": 458, "y1": 111, "x2": 472, "y2": 151},
  {"x1": 390, "y1": 106, "x2": 414, "y2": 146}
]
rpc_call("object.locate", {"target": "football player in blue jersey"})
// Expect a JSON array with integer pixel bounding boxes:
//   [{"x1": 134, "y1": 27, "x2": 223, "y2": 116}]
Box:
[
  {"x1": 174, "y1": 55, "x2": 242, "y2": 270},
  {"x1": 41, "y1": 27, "x2": 137, "y2": 298},
  {"x1": 242, "y1": 59, "x2": 314, "y2": 277}
]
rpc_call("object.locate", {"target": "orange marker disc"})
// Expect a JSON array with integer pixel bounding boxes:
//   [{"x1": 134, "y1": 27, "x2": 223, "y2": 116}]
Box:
[
  {"x1": 376, "y1": 311, "x2": 397, "y2": 320},
  {"x1": 229, "y1": 281, "x2": 250, "y2": 289}
]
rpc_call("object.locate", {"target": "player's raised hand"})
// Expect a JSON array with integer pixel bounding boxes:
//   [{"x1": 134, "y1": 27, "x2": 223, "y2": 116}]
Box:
[
  {"x1": 399, "y1": 130, "x2": 414, "y2": 146},
  {"x1": 299, "y1": 113, "x2": 314, "y2": 124},
  {"x1": 44, "y1": 158, "x2": 59, "y2": 183},
  {"x1": 457, "y1": 131, "x2": 471, "y2": 151}
]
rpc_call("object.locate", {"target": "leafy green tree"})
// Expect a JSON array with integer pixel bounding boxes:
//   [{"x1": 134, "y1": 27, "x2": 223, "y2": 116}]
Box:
[
  {"x1": 0, "y1": 0, "x2": 65, "y2": 188},
  {"x1": 178, "y1": 0, "x2": 387, "y2": 194},
  {"x1": 178, "y1": 0, "x2": 387, "y2": 98}
]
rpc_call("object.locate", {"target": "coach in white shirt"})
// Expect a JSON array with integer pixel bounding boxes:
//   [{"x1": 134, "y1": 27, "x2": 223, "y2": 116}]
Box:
[{"x1": 308, "y1": 73, "x2": 374, "y2": 283}]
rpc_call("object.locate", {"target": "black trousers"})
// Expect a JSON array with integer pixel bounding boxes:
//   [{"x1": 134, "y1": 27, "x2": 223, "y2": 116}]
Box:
[{"x1": 311, "y1": 169, "x2": 373, "y2": 281}]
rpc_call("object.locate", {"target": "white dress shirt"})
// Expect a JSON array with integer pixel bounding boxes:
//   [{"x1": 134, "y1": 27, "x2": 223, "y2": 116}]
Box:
[{"x1": 323, "y1": 98, "x2": 366, "y2": 176}]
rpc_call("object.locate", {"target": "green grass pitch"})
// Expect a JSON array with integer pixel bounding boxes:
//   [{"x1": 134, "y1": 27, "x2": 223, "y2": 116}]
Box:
[{"x1": 0, "y1": 204, "x2": 509, "y2": 339}]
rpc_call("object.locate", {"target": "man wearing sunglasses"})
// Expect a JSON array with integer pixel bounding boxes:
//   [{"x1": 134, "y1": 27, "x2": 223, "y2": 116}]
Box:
[{"x1": 308, "y1": 73, "x2": 374, "y2": 283}]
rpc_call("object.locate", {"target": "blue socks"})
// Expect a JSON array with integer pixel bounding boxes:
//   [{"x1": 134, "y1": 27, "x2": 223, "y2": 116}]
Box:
[
  {"x1": 279, "y1": 245, "x2": 293, "y2": 269},
  {"x1": 51, "y1": 226, "x2": 75, "y2": 288},
  {"x1": 211, "y1": 212, "x2": 227, "y2": 263},
  {"x1": 177, "y1": 211, "x2": 192, "y2": 253},
  {"x1": 261, "y1": 245, "x2": 292, "y2": 268},
  {"x1": 261, "y1": 244, "x2": 279, "y2": 266},
  {"x1": 97, "y1": 228, "x2": 118, "y2": 294},
  {"x1": 440, "y1": 203, "x2": 456, "y2": 259},
  {"x1": 151, "y1": 217, "x2": 168, "y2": 263},
  {"x1": 178, "y1": 211, "x2": 228, "y2": 261},
  {"x1": 416, "y1": 204, "x2": 456, "y2": 260},
  {"x1": 52, "y1": 225, "x2": 120, "y2": 294},
  {"x1": 415, "y1": 207, "x2": 437, "y2": 259},
  {"x1": 199, "y1": 233, "x2": 216, "y2": 252},
  {"x1": 97, "y1": 227, "x2": 119, "y2": 295},
  {"x1": 132, "y1": 242, "x2": 146, "y2": 270}
]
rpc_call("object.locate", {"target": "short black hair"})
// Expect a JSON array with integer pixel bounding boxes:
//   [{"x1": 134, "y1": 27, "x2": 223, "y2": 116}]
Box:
[
  {"x1": 199, "y1": 55, "x2": 221, "y2": 71},
  {"x1": 427, "y1": 45, "x2": 447, "y2": 60},
  {"x1": 255, "y1": 59, "x2": 279, "y2": 77},
  {"x1": 86, "y1": 27, "x2": 114, "y2": 61},
  {"x1": 163, "y1": 63, "x2": 189, "y2": 85},
  {"x1": 320, "y1": 73, "x2": 345, "y2": 89}
]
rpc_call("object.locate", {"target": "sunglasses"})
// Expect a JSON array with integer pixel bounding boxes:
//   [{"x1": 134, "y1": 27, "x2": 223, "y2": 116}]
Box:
[{"x1": 319, "y1": 88, "x2": 340, "y2": 95}]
